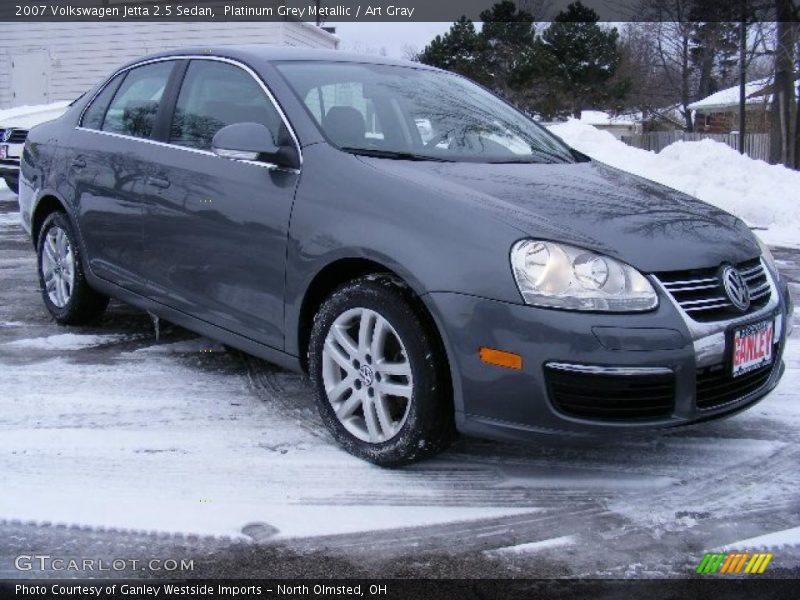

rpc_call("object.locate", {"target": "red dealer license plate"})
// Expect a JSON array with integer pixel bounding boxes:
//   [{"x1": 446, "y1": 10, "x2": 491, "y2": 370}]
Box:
[{"x1": 732, "y1": 319, "x2": 774, "y2": 377}]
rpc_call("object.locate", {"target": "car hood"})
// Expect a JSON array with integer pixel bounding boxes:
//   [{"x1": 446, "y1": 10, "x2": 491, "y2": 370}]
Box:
[{"x1": 359, "y1": 157, "x2": 759, "y2": 273}]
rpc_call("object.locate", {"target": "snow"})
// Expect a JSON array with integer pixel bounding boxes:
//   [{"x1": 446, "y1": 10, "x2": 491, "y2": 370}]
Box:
[
  {"x1": 720, "y1": 526, "x2": 800, "y2": 551},
  {"x1": 484, "y1": 535, "x2": 576, "y2": 557},
  {"x1": 0, "y1": 212, "x2": 20, "y2": 228},
  {"x1": 579, "y1": 110, "x2": 639, "y2": 125},
  {"x1": 0, "y1": 101, "x2": 70, "y2": 129},
  {"x1": 6, "y1": 334, "x2": 133, "y2": 351},
  {"x1": 548, "y1": 119, "x2": 800, "y2": 248},
  {"x1": 688, "y1": 77, "x2": 771, "y2": 112},
  {"x1": 0, "y1": 346, "x2": 538, "y2": 540}
]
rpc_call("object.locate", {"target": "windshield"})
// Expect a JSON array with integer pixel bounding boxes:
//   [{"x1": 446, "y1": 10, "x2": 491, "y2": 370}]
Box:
[{"x1": 276, "y1": 62, "x2": 580, "y2": 164}]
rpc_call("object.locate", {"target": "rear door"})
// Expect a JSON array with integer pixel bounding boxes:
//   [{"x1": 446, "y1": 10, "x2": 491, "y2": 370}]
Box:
[
  {"x1": 68, "y1": 60, "x2": 179, "y2": 292},
  {"x1": 140, "y1": 58, "x2": 300, "y2": 349}
]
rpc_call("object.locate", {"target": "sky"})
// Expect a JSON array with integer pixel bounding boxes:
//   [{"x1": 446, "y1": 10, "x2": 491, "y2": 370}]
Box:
[{"x1": 329, "y1": 22, "x2": 452, "y2": 59}]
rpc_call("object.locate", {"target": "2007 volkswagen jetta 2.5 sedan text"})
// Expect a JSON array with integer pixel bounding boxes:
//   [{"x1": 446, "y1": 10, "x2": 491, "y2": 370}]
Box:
[{"x1": 18, "y1": 47, "x2": 793, "y2": 466}]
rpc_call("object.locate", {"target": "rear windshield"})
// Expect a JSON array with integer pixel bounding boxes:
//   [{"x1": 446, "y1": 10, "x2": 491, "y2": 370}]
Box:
[{"x1": 276, "y1": 61, "x2": 579, "y2": 164}]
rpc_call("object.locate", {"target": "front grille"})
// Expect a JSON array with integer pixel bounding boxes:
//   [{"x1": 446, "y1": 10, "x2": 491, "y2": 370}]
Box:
[
  {"x1": 1, "y1": 128, "x2": 28, "y2": 144},
  {"x1": 656, "y1": 258, "x2": 771, "y2": 322},
  {"x1": 545, "y1": 366, "x2": 675, "y2": 420},
  {"x1": 696, "y1": 361, "x2": 774, "y2": 410}
]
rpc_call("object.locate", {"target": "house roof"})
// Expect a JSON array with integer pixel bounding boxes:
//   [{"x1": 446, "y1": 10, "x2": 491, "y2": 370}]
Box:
[{"x1": 688, "y1": 77, "x2": 772, "y2": 112}]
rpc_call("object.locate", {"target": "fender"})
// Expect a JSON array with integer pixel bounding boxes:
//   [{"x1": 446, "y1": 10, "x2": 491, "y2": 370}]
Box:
[
  {"x1": 28, "y1": 186, "x2": 96, "y2": 278},
  {"x1": 285, "y1": 247, "x2": 430, "y2": 356}
]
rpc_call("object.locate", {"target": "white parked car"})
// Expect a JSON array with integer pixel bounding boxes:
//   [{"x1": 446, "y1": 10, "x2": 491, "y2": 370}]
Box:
[{"x1": 1, "y1": 102, "x2": 72, "y2": 194}]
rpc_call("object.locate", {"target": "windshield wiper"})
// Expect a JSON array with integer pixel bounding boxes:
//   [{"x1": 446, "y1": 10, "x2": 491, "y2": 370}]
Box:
[
  {"x1": 341, "y1": 147, "x2": 453, "y2": 162},
  {"x1": 489, "y1": 148, "x2": 573, "y2": 164}
]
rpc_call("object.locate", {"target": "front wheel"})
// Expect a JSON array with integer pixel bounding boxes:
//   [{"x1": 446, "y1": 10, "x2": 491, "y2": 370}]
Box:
[
  {"x1": 308, "y1": 275, "x2": 454, "y2": 467},
  {"x1": 36, "y1": 211, "x2": 109, "y2": 324}
]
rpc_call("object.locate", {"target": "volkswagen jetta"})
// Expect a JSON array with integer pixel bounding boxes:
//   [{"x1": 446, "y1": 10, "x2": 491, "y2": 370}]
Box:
[{"x1": 19, "y1": 47, "x2": 793, "y2": 465}]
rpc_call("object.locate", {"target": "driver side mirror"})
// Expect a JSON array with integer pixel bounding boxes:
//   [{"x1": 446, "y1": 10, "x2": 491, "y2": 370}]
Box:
[{"x1": 211, "y1": 122, "x2": 300, "y2": 170}]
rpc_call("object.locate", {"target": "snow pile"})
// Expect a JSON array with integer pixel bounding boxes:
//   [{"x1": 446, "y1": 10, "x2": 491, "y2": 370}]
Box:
[
  {"x1": 579, "y1": 110, "x2": 639, "y2": 125},
  {"x1": 548, "y1": 119, "x2": 800, "y2": 248}
]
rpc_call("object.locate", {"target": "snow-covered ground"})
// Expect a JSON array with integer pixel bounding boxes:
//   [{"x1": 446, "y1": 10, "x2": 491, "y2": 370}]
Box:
[{"x1": 548, "y1": 119, "x2": 800, "y2": 249}]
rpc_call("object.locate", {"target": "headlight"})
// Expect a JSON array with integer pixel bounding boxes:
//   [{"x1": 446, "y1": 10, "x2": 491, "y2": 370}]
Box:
[
  {"x1": 510, "y1": 240, "x2": 658, "y2": 312},
  {"x1": 755, "y1": 236, "x2": 780, "y2": 282}
]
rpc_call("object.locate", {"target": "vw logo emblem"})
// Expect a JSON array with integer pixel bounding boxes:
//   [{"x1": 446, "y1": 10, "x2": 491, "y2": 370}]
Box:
[
  {"x1": 359, "y1": 364, "x2": 374, "y2": 386},
  {"x1": 720, "y1": 265, "x2": 750, "y2": 312}
]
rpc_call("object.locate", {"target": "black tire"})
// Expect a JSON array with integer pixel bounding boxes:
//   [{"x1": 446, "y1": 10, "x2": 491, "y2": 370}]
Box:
[
  {"x1": 308, "y1": 275, "x2": 455, "y2": 467},
  {"x1": 36, "y1": 211, "x2": 109, "y2": 325},
  {"x1": 3, "y1": 176, "x2": 18, "y2": 195}
]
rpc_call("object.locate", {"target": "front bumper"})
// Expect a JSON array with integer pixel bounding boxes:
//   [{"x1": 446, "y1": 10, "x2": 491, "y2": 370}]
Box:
[{"x1": 424, "y1": 265, "x2": 790, "y2": 444}]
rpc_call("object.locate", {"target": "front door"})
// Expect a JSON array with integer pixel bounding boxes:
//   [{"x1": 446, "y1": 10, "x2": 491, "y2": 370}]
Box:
[{"x1": 141, "y1": 59, "x2": 300, "y2": 349}]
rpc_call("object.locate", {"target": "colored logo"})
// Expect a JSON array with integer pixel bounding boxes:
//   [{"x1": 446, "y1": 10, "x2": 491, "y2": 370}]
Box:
[{"x1": 696, "y1": 552, "x2": 773, "y2": 575}]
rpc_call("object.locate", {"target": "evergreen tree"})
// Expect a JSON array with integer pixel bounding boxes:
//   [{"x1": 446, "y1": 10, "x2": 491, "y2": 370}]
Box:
[
  {"x1": 417, "y1": 1, "x2": 538, "y2": 109},
  {"x1": 538, "y1": 2, "x2": 627, "y2": 118},
  {"x1": 477, "y1": 0, "x2": 538, "y2": 98},
  {"x1": 417, "y1": 17, "x2": 488, "y2": 85}
]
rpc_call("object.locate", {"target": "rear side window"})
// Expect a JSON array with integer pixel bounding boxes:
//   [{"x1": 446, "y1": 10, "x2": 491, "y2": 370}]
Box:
[
  {"x1": 102, "y1": 61, "x2": 174, "y2": 139},
  {"x1": 170, "y1": 60, "x2": 284, "y2": 150},
  {"x1": 81, "y1": 73, "x2": 124, "y2": 130}
]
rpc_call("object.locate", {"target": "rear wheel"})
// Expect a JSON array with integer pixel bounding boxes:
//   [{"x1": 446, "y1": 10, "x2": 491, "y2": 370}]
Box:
[
  {"x1": 3, "y1": 176, "x2": 18, "y2": 195},
  {"x1": 36, "y1": 211, "x2": 109, "y2": 324},
  {"x1": 308, "y1": 275, "x2": 454, "y2": 466}
]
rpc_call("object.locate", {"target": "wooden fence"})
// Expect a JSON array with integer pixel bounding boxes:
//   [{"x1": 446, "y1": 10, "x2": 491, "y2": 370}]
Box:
[{"x1": 620, "y1": 132, "x2": 771, "y2": 162}]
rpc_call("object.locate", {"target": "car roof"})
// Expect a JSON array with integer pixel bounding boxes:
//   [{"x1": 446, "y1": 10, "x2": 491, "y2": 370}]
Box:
[{"x1": 119, "y1": 45, "x2": 442, "y2": 72}]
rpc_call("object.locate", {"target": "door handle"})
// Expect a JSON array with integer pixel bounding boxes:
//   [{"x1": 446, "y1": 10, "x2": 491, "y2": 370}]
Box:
[
  {"x1": 71, "y1": 157, "x2": 86, "y2": 169},
  {"x1": 145, "y1": 175, "x2": 170, "y2": 189}
]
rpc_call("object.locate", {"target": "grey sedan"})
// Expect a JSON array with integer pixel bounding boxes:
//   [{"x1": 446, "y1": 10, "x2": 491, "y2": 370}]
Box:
[{"x1": 19, "y1": 47, "x2": 793, "y2": 465}]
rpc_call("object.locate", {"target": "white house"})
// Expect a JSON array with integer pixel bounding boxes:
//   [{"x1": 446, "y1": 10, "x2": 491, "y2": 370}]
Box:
[{"x1": 0, "y1": 21, "x2": 338, "y2": 108}]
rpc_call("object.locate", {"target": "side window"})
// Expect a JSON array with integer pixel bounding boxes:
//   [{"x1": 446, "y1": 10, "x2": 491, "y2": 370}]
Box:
[
  {"x1": 170, "y1": 60, "x2": 283, "y2": 151},
  {"x1": 102, "y1": 61, "x2": 174, "y2": 139},
  {"x1": 303, "y1": 82, "x2": 383, "y2": 146},
  {"x1": 81, "y1": 73, "x2": 124, "y2": 130}
]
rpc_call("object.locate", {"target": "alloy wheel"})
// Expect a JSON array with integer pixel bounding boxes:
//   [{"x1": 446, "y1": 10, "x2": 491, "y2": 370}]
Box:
[
  {"x1": 321, "y1": 307, "x2": 413, "y2": 443},
  {"x1": 41, "y1": 226, "x2": 75, "y2": 308}
]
